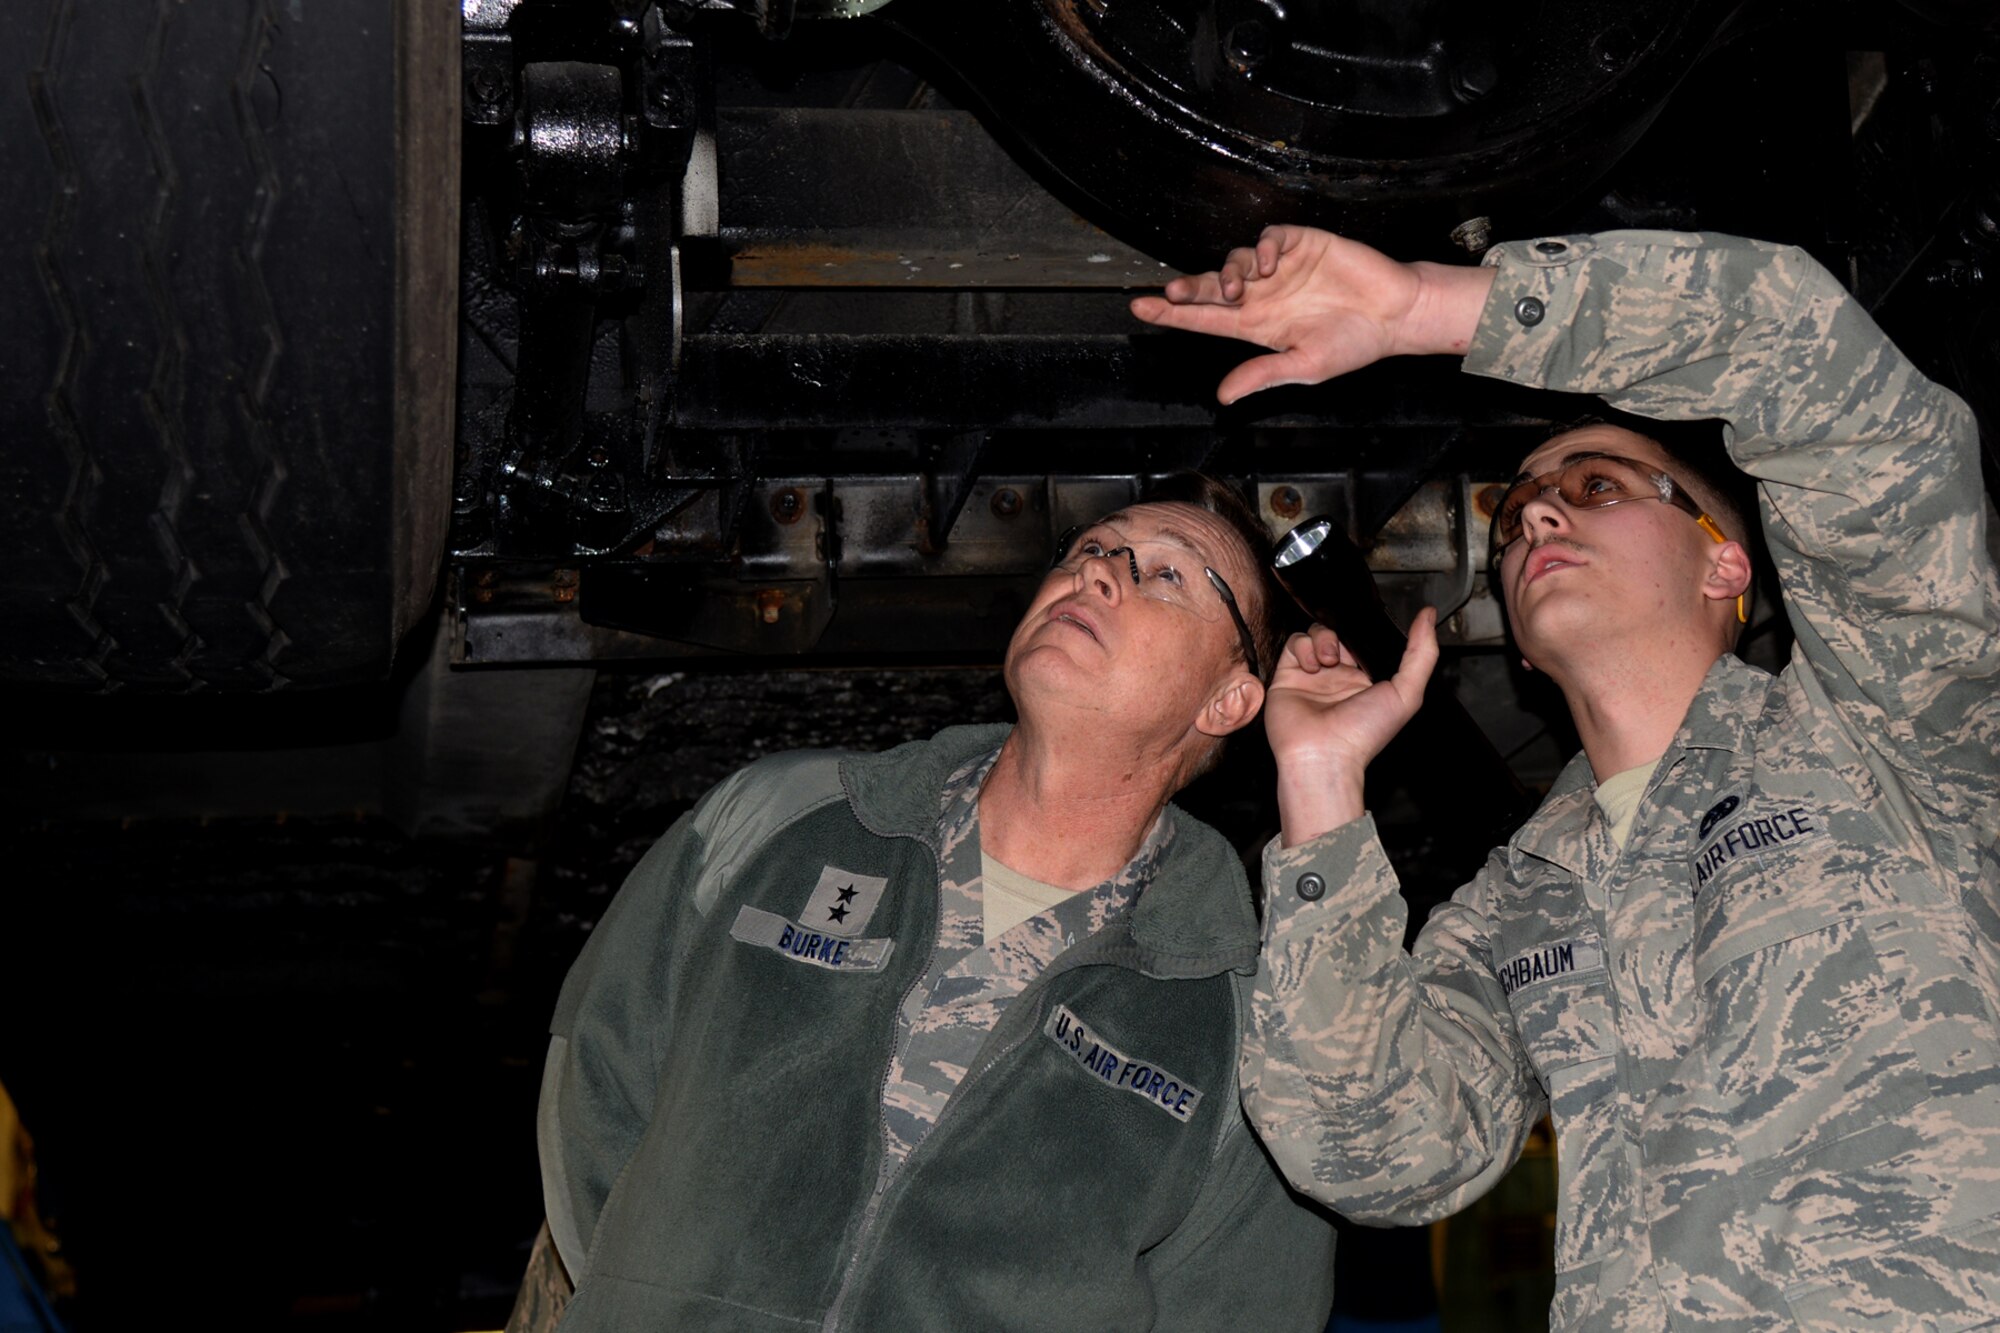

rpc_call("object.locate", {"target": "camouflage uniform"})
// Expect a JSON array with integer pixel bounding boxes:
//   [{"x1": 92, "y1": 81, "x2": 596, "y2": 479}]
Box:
[{"x1": 1245, "y1": 232, "x2": 2000, "y2": 1330}]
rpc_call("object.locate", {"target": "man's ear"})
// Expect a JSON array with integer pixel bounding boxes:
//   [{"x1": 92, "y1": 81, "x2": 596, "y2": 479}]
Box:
[
  {"x1": 1195, "y1": 672, "x2": 1265, "y2": 740},
  {"x1": 1703, "y1": 539, "x2": 1753, "y2": 608}
]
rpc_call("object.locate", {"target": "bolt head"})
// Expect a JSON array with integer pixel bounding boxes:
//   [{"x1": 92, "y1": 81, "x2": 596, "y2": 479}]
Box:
[
  {"x1": 468, "y1": 65, "x2": 504, "y2": 104},
  {"x1": 1227, "y1": 20, "x2": 1276, "y2": 74},
  {"x1": 1451, "y1": 216, "x2": 1494, "y2": 254},
  {"x1": 1452, "y1": 55, "x2": 1499, "y2": 102}
]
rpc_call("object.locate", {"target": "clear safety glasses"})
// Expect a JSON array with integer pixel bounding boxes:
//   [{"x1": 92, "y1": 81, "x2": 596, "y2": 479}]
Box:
[
  {"x1": 1052, "y1": 525, "x2": 1261, "y2": 678},
  {"x1": 1489, "y1": 452, "x2": 1747, "y2": 624}
]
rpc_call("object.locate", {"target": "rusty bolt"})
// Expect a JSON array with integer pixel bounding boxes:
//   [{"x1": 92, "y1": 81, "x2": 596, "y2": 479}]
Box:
[
  {"x1": 991, "y1": 487, "x2": 1023, "y2": 518},
  {"x1": 755, "y1": 589, "x2": 785, "y2": 624},
  {"x1": 1270, "y1": 486, "x2": 1303, "y2": 519},
  {"x1": 771, "y1": 488, "x2": 805, "y2": 524},
  {"x1": 1474, "y1": 483, "x2": 1509, "y2": 518},
  {"x1": 553, "y1": 586, "x2": 576, "y2": 603},
  {"x1": 475, "y1": 568, "x2": 499, "y2": 587},
  {"x1": 474, "y1": 587, "x2": 495, "y2": 604}
]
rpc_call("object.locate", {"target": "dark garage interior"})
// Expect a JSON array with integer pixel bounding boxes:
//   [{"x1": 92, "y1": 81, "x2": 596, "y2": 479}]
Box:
[{"x1": 3, "y1": 0, "x2": 1997, "y2": 1328}]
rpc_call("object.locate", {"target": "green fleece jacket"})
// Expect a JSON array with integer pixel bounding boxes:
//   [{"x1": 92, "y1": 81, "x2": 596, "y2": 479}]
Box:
[{"x1": 537, "y1": 724, "x2": 1336, "y2": 1331}]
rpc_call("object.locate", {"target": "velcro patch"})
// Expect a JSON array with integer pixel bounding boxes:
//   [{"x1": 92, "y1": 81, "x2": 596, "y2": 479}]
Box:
[
  {"x1": 1689, "y1": 803, "x2": 1823, "y2": 894},
  {"x1": 1498, "y1": 937, "x2": 1606, "y2": 997},
  {"x1": 1044, "y1": 1004, "x2": 1202, "y2": 1123},
  {"x1": 1698, "y1": 794, "x2": 1743, "y2": 840},
  {"x1": 730, "y1": 906, "x2": 894, "y2": 972},
  {"x1": 799, "y1": 865, "x2": 889, "y2": 938}
]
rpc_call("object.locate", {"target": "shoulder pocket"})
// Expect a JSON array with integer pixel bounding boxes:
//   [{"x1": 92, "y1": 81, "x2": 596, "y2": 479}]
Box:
[{"x1": 1700, "y1": 915, "x2": 1926, "y2": 1168}]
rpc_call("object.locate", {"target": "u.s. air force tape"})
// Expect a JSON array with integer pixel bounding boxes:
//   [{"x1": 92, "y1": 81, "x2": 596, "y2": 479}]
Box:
[
  {"x1": 729, "y1": 905, "x2": 894, "y2": 972},
  {"x1": 1044, "y1": 1004, "x2": 1202, "y2": 1123}
]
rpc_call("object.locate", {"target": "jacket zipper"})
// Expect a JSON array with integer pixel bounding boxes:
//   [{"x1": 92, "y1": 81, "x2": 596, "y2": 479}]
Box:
[
  {"x1": 821, "y1": 832, "x2": 944, "y2": 1333},
  {"x1": 821, "y1": 938, "x2": 1116, "y2": 1330}
]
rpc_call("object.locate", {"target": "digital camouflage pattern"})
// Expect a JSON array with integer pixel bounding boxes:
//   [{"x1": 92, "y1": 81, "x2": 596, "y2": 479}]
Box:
[
  {"x1": 880, "y1": 747, "x2": 1170, "y2": 1165},
  {"x1": 1244, "y1": 232, "x2": 2000, "y2": 1330},
  {"x1": 504, "y1": 1221, "x2": 569, "y2": 1333}
]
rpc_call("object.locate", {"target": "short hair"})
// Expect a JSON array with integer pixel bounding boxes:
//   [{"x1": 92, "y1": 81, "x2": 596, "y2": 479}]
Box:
[
  {"x1": 1535, "y1": 410, "x2": 1759, "y2": 631},
  {"x1": 1139, "y1": 472, "x2": 1284, "y2": 683}
]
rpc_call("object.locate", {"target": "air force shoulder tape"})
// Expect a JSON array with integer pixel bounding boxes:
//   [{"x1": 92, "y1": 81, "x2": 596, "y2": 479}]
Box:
[
  {"x1": 1689, "y1": 799, "x2": 1822, "y2": 894},
  {"x1": 1045, "y1": 1004, "x2": 1202, "y2": 1123},
  {"x1": 730, "y1": 905, "x2": 893, "y2": 972}
]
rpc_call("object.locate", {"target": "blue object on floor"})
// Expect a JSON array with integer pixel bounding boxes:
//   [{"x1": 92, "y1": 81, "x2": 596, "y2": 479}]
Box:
[
  {"x1": 0, "y1": 1225, "x2": 64, "y2": 1333},
  {"x1": 1330, "y1": 1317, "x2": 1444, "y2": 1333}
]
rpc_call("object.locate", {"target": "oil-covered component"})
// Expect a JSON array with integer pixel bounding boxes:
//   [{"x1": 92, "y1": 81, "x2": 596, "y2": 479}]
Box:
[{"x1": 886, "y1": 0, "x2": 1742, "y2": 260}]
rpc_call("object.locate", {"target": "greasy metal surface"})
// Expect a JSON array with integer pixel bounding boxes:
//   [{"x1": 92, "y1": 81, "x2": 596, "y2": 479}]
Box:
[
  {"x1": 1184, "y1": 0, "x2": 1470, "y2": 120},
  {"x1": 466, "y1": 24, "x2": 703, "y2": 562},
  {"x1": 518, "y1": 63, "x2": 629, "y2": 216},
  {"x1": 715, "y1": 108, "x2": 1164, "y2": 287},
  {"x1": 447, "y1": 0, "x2": 1996, "y2": 666},
  {"x1": 725, "y1": 239, "x2": 1171, "y2": 288},
  {"x1": 668, "y1": 331, "x2": 1552, "y2": 431},
  {"x1": 885, "y1": 0, "x2": 1742, "y2": 262},
  {"x1": 457, "y1": 470, "x2": 1509, "y2": 663}
]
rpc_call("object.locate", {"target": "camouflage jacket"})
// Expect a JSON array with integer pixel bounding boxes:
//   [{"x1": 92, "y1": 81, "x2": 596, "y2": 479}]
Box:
[
  {"x1": 536, "y1": 724, "x2": 1336, "y2": 1331},
  {"x1": 1245, "y1": 233, "x2": 2000, "y2": 1331}
]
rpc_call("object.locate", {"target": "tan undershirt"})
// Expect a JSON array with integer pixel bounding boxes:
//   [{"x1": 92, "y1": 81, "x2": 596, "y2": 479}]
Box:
[
  {"x1": 982, "y1": 850, "x2": 1077, "y2": 940},
  {"x1": 1594, "y1": 758, "x2": 1662, "y2": 851}
]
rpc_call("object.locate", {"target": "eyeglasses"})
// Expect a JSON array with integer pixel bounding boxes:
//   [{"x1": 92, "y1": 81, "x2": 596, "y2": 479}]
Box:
[
  {"x1": 1052, "y1": 524, "x2": 1262, "y2": 678},
  {"x1": 1489, "y1": 452, "x2": 1747, "y2": 624}
]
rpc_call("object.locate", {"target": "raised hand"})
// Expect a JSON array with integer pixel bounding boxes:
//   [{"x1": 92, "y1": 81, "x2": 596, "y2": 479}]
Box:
[
  {"x1": 1265, "y1": 609, "x2": 1440, "y2": 847},
  {"x1": 1129, "y1": 225, "x2": 1494, "y2": 405}
]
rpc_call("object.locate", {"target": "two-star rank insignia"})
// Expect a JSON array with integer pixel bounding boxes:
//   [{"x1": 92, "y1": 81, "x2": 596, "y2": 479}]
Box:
[
  {"x1": 826, "y1": 884, "x2": 859, "y2": 924},
  {"x1": 800, "y1": 866, "x2": 887, "y2": 938}
]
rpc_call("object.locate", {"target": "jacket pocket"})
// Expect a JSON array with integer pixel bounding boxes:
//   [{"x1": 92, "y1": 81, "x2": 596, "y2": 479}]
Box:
[
  {"x1": 1782, "y1": 1213, "x2": 2000, "y2": 1331},
  {"x1": 1698, "y1": 911, "x2": 1927, "y2": 1169},
  {"x1": 1510, "y1": 972, "x2": 1628, "y2": 1280}
]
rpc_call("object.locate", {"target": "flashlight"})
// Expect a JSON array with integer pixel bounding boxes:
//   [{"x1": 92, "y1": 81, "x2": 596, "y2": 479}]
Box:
[
  {"x1": 1273, "y1": 516, "x2": 1412, "y2": 682},
  {"x1": 1269, "y1": 514, "x2": 1536, "y2": 835}
]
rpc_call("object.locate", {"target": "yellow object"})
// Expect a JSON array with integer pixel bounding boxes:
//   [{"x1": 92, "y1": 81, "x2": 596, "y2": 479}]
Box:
[{"x1": 0, "y1": 1078, "x2": 76, "y2": 1301}]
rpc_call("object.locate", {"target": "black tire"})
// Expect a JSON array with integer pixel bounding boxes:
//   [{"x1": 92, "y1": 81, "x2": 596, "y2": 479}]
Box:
[{"x1": 0, "y1": 0, "x2": 457, "y2": 690}]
